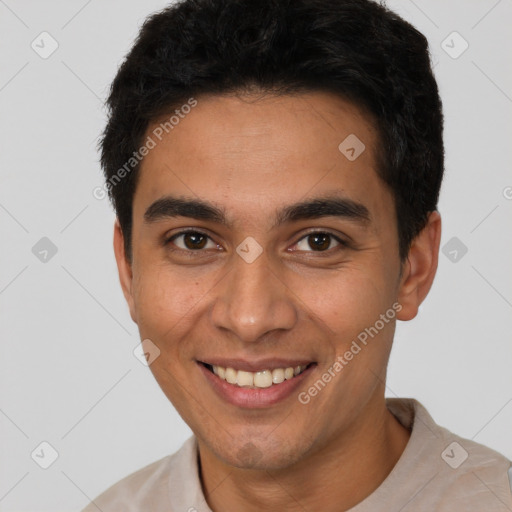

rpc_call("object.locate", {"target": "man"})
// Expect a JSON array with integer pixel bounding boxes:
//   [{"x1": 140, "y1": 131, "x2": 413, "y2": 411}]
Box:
[{"x1": 83, "y1": 0, "x2": 512, "y2": 510}]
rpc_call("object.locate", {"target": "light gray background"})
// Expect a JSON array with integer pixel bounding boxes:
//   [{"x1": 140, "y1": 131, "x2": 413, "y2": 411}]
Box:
[{"x1": 0, "y1": 0, "x2": 511, "y2": 510}]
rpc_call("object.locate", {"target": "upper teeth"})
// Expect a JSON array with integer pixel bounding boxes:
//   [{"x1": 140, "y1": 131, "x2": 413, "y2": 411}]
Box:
[{"x1": 212, "y1": 365, "x2": 307, "y2": 388}]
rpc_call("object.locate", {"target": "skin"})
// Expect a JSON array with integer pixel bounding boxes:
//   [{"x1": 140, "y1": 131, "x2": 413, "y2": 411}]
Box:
[{"x1": 113, "y1": 91, "x2": 442, "y2": 512}]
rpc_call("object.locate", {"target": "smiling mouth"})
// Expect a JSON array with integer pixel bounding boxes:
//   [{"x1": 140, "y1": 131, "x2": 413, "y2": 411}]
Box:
[{"x1": 201, "y1": 362, "x2": 314, "y2": 389}]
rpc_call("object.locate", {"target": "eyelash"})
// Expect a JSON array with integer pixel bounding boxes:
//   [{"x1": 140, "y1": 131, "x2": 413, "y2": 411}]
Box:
[{"x1": 164, "y1": 229, "x2": 349, "y2": 255}]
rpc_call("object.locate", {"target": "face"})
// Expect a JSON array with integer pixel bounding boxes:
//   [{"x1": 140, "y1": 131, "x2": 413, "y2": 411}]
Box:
[{"x1": 115, "y1": 91, "x2": 430, "y2": 470}]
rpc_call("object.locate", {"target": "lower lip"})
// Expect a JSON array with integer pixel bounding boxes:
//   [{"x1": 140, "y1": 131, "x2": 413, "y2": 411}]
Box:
[{"x1": 199, "y1": 363, "x2": 315, "y2": 408}]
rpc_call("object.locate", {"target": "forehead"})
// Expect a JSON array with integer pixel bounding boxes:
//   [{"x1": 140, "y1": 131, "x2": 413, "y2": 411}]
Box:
[{"x1": 134, "y1": 91, "x2": 393, "y2": 229}]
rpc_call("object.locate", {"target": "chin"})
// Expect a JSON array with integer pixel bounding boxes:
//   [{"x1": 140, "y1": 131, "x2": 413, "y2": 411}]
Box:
[{"x1": 212, "y1": 435, "x2": 309, "y2": 471}]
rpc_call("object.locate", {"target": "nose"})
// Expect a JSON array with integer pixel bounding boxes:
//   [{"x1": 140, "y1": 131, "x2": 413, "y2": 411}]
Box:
[{"x1": 210, "y1": 251, "x2": 297, "y2": 343}]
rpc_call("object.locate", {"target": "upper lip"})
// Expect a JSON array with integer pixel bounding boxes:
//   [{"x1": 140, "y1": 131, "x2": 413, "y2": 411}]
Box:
[{"x1": 199, "y1": 358, "x2": 315, "y2": 372}]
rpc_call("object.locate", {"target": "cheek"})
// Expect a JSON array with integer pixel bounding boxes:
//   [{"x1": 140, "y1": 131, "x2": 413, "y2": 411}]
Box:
[
  {"x1": 132, "y1": 266, "x2": 203, "y2": 342},
  {"x1": 297, "y1": 270, "x2": 391, "y2": 339}
]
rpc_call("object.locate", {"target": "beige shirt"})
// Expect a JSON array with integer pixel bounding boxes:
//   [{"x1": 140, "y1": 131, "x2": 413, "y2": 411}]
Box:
[{"x1": 83, "y1": 399, "x2": 512, "y2": 511}]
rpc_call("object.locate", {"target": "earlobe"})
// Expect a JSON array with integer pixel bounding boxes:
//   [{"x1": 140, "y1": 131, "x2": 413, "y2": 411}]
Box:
[
  {"x1": 113, "y1": 220, "x2": 138, "y2": 324},
  {"x1": 396, "y1": 211, "x2": 442, "y2": 321}
]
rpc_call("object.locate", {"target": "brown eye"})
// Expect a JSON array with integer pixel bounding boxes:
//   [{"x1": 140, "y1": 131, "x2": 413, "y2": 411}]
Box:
[
  {"x1": 183, "y1": 232, "x2": 207, "y2": 249},
  {"x1": 169, "y1": 231, "x2": 216, "y2": 251},
  {"x1": 308, "y1": 233, "x2": 331, "y2": 251},
  {"x1": 294, "y1": 232, "x2": 343, "y2": 252}
]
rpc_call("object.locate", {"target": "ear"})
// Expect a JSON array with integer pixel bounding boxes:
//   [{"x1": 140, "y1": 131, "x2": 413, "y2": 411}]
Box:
[
  {"x1": 113, "y1": 220, "x2": 137, "y2": 324},
  {"x1": 396, "y1": 210, "x2": 442, "y2": 321}
]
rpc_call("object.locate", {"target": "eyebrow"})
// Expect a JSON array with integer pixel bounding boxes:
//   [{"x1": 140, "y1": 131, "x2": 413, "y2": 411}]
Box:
[
  {"x1": 143, "y1": 194, "x2": 371, "y2": 228},
  {"x1": 274, "y1": 196, "x2": 371, "y2": 227}
]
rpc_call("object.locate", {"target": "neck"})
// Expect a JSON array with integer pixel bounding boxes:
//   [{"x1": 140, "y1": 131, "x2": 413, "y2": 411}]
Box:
[{"x1": 198, "y1": 397, "x2": 411, "y2": 512}]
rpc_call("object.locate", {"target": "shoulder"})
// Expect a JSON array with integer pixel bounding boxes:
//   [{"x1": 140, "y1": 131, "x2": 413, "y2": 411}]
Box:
[
  {"x1": 401, "y1": 399, "x2": 512, "y2": 510},
  {"x1": 81, "y1": 436, "x2": 198, "y2": 512},
  {"x1": 436, "y1": 435, "x2": 512, "y2": 510}
]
